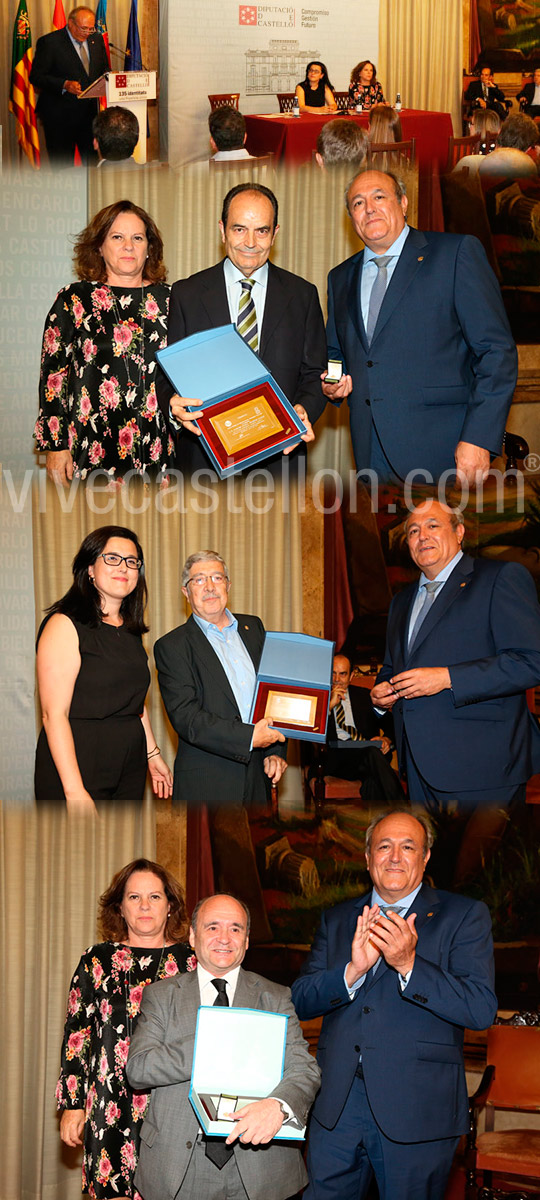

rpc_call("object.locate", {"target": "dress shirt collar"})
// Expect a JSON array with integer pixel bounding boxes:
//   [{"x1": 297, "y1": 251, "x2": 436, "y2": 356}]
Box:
[
  {"x1": 197, "y1": 963, "x2": 241, "y2": 1004},
  {"x1": 223, "y1": 255, "x2": 269, "y2": 289},
  {"x1": 417, "y1": 548, "x2": 463, "y2": 589},
  {"x1": 66, "y1": 25, "x2": 87, "y2": 59},
  {"x1": 193, "y1": 608, "x2": 237, "y2": 638},
  {"x1": 371, "y1": 882, "x2": 423, "y2": 912},
  {"x1": 363, "y1": 221, "x2": 410, "y2": 267}
]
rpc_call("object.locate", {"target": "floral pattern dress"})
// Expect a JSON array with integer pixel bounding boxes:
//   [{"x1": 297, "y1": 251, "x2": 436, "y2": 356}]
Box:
[
  {"x1": 35, "y1": 281, "x2": 174, "y2": 480},
  {"x1": 347, "y1": 80, "x2": 385, "y2": 110},
  {"x1": 57, "y1": 940, "x2": 196, "y2": 1199}
]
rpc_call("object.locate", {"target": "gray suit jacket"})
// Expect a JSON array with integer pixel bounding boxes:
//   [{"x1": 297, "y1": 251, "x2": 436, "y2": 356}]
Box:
[{"x1": 126, "y1": 968, "x2": 320, "y2": 1200}]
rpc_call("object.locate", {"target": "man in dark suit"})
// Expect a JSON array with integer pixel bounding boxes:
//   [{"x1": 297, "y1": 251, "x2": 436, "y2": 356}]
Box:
[
  {"x1": 323, "y1": 170, "x2": 517, "y2": 484},
  {"x1": 370, "y1": 499, "x2": 540, "y2": 813},
  {"x1": 517, "y1": 67, "x2": 540, "y2": 118},
  {"x1": 159, "y1": 183, "x2": 327, "y2": 477},
  {"x1": 291, "y1": 809, "x2": 497, "y2": 1200},
  {"x1": 318, "y1": 653, "x2": 404, "y2": 807},
  {"x1": 127, "y1": 894, "x2": 320, "y2": 1200},
  {"x1": 465, "y1": 65, "x2": 508, "y2": 120},
  {"x1": 155, "y1": 549, "x2": 286, "y2": 939},
  {"x1": 30, "y1": 5, "x2": 109, "y2": 164}
]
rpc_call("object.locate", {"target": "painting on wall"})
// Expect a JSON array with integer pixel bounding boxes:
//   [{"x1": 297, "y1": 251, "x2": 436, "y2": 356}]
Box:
[{"x1": 471, "y1": 0, "x2": 540, "y2": 70}]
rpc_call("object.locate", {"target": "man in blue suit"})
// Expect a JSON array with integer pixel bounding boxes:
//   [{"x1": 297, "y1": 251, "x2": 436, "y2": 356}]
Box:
[
  {"x1": 371, "y1": 499, "x2": 540, "y2": 813},
  {"x1": 30, "y1": 6, "x2": 109, "y2": 163},
  {"x1": 322, "y1": 170, "x2": 517, "y2": 484},
  {"x1": 292, "y1": 809, "x2": 497, "y2": 1200}
]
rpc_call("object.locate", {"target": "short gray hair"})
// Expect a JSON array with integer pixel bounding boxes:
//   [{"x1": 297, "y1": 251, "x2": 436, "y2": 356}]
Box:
[
  {"x1": 190, "y1": 894, "x2": 251, "y2": 935},
  {"x1": 365, "y1": 808, "x2": 435, "y2": 856},
  {"x1": 404, "y1": 503, "x2": 465, "y2": 538},
  {"x1": 345, "y1": 168, "x2": 407, "y2": 215},
  {"x1": 182, "y1": 551, "x2": 229, "y2": 589}
]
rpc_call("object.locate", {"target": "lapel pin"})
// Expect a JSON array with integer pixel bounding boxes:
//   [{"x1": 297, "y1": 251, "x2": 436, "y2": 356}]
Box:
[
  {"x1": 460, "y1": 582, "x2": 467, "y2": 588},
  {"x1": 417, "y1": 256, "x2": 424, "y2": 262},
  {"x1": 427, "y1": 912, "x2": 434, "y2": 917}
]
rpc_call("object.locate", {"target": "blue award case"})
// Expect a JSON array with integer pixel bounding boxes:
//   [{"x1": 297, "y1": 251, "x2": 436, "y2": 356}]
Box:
[
  {"x1": 156, "y1": 324, "x2": 306, "y2": 478},
  {"x1": 249, "y1": 630, "x2": 335, "y2": 742}
]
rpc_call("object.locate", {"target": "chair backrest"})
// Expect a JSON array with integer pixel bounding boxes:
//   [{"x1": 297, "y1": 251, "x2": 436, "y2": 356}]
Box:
[
  {"x1": 486, "y1": 1026, "x2": 540, "y2": 1111},
  {"x1": 208, "y1": 93, "x2": 240, "y2": 111},
  {"x1": 209, "y1": 153, "x2": 274, "y2": 172},
  {"x1": 446, "y1": 133, "x2": 481, "y2": 171},
  {"x1": 367, "y1": 138, "x2": 416, "y2": 166},
  {"x1": 277, "y1": 92, "x2": 296, "y2": 112},
  {"x1": 334, "y1": 91, "x2": 350, "y2": 112}
]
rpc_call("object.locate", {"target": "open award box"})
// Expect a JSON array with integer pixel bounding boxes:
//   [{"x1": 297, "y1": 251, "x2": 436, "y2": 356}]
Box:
[
  {"x1": 249, "y1": 631, "x2": 334, "y2": 742},
  {"x1": 156, "y1": 324, "x2": 306, "y2": 478},
  {"x1": 189, "y1": 1006, "x2": 306, "y2": 1141}
]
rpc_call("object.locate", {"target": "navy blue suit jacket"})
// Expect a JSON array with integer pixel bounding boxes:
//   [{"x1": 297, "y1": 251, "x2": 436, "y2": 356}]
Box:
[
  {"x1": 376, "y1": 555, "x2": 540, "y2": 791},
  {"x1": 326, "y1": 228, "x2": 517, "y2": 480},
  {"x1": 291, "y1": 884, "x2": 497, "y2": 1141}
]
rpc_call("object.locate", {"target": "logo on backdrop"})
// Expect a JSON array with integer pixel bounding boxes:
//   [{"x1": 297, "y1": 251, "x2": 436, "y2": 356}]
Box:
[{"x1": 239, "y1": 5, "x2": 257, "y2": 22}]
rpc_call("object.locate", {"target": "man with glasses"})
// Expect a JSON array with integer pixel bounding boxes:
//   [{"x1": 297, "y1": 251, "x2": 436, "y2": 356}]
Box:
[
  {"x1": 154, "y1": 551, "x2": 287, "y2": 938},
  {"x1": 31, "y1": 5, "x2": 109, "y2": 164}
]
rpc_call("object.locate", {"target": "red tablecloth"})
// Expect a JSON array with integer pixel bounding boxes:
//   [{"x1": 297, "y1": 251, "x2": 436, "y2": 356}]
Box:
[{"x1": 245, "y1": 109, "x2": 453, "y2": 229}]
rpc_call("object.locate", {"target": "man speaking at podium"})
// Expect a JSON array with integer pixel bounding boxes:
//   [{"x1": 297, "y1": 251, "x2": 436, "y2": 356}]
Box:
[{"x1": 30, "y1": 6, "x2": 109, "y2": 164}]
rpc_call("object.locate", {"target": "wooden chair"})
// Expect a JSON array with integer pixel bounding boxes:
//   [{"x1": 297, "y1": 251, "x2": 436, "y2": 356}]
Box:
[
  {"x1": 208, "y1": 93, "x2": 240, "y2": 111},
  {"x1": 446, "y1": 133, "x2": 481, "y2": 172},
  {"x1": 301, "y1": 742, "x2": 364, "y2": 821},
  {"x1": 466, "y1": 1024, "x2": 540, "y2": 1199},
  {"x1": 334, "y1": 91, "x2": 350, "y2": 112},
  {"x1": 367, "y1": 138, "x2": 416, "y2": 167},
  {"x1": 277, "y1": 92, "x2": 296, "y2": 112},
  {"x1": 209, "y1": 153, "x2": 274, "y2": 172}
]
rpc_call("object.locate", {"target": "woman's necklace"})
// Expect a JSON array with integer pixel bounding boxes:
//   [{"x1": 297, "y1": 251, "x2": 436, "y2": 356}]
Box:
[
  {"x1": 107, "y1": 282, "x2": 147, "y2": 396},
  {"x1": 125, "y1": 942, "x2": 167, "y2": 1039}
]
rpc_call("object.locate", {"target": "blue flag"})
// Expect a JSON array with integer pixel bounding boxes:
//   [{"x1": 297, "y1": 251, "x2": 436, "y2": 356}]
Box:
[
  {"x1": 124, "y1": 0, "x2": 142, "y2": 71},
  {"x1": 95, "y1": 0, "x2": 110, "y2": 65}
]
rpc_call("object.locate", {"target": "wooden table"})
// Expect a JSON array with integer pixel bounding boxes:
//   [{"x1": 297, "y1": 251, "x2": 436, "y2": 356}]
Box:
[{"x1": 245, "y1": 108, "x2": 453, "y2": 228}]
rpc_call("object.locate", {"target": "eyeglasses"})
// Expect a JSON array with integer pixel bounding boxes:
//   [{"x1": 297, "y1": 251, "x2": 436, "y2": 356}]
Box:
[
  {"x1": 99, "y1": 553, "x2": 142, "y2": 570},
  {"x1": 72, "y1": 20, "x2": 95, "y2": 31},
  {"x1": 187, "y1": 573, "x2": 227, "y2": 587}
]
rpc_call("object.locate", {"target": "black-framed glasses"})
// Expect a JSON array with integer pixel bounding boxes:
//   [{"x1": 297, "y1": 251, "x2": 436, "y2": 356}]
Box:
[
  {"x1": 99, "y1": 553, "x2": 142, "y2": 570},
  {"x1": 187, "y1": 572, "x2": 227, "y2": 587}
]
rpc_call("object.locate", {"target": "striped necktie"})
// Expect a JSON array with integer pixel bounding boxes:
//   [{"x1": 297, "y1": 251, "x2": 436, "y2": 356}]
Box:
[
  {"x1": 334, "y1": 699, "x2": 361, "y2": 740},
  {"x1": 237, "y1": 278, "x2": 258, "y2": 352}
]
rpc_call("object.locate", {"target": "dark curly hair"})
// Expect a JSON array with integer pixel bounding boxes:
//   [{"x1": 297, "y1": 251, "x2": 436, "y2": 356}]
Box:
[
  {"x1": 73, "y1": 200, "x2": 167, "y2": 283},
  {"x1": 350, "y1": 59, "x2": 378, "y2": 87},
  {"x1": 99, "y1": 858, "x2": 189, "y2": 942},
  {"x1": 44, "y1": 524, "x2": 148, "y2": 633}
]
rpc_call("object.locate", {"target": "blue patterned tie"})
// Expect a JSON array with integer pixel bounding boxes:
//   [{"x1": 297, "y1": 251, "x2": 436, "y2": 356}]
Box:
[{"x1": 366, "y1": 255, "x2": 391, "y2": 344}]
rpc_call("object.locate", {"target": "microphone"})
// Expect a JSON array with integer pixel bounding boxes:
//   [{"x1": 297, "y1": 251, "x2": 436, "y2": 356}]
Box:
[{"x1": 107, "y1": 42, "x2": 150, "y2": 72}]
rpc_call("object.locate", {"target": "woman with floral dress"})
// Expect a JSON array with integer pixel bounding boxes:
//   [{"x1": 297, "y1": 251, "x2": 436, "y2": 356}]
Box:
[
  {"x1": 348, "y1": 60, "x2": 385, "y2": 110},
  {"x1": 34, "y1": 200, "x2": 173, "y2": 485},
  {"x1": 57, "y1": 859, "x2": 196, "y2": 1200}
]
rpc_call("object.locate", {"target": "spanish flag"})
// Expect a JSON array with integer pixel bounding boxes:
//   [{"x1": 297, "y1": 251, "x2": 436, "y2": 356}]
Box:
[
  {"x1": 9, "y1": 0, "x2": 40, "y2": 167},
  {"x1": 51, "y1": 0, "x2": 66, "y2": 29}
]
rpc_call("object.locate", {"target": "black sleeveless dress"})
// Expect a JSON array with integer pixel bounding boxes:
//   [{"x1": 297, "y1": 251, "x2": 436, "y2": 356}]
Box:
[{"x1": 35, "y1": 617, "x2": 150, "y2": 804}]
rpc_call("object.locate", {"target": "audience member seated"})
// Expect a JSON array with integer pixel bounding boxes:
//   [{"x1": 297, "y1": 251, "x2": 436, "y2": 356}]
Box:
[
  {"x1": 368, "y1": 103, "x2": 402, "y2": 143},
  {"x1": 452, "y1": 109, "x2": 502, "y2": 175},
  {"x1": 315, "y1": 119, "x2": 368, "y2": 169},
  {"x1": 92, "y1": 106, "x2": 139, "y2": 165},
  {"x1": 348, "y1": 60, "x2": 384, "y2": 110},
  {"x1": 517, "y1": 67, "x2": 540, "y2": 119},
  {"x1": 313, "y1": 654, "x2": 405, "y2": 808},
  {"x1": 479, "y1": 113, "x2": 539, "y2": 179},
  {"x1": 295, "y1": 61, "x2": 337, "y2": 113},
  {"x1": 465, "y1": 64, "x2": 508, "y2": 120},
  {"x1": 208, "y1": 105, "x2": 254, "y2": 160}
]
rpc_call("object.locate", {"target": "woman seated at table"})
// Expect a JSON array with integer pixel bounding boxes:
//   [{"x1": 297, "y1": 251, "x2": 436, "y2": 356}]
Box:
[
  {"x1": 295, "y1": 61, "x2": 337, "y2": 113},
  {"x1": 369, "y1": 103, "x2": 402, "y2": 143},
  {"x1": 348, "y1": 60, "x2": 384, "y2": 110}
]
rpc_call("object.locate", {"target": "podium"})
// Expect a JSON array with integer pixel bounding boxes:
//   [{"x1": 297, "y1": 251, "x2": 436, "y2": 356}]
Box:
[{"x1": 80, "y1": 71, "x2": 156, "y2": 164}]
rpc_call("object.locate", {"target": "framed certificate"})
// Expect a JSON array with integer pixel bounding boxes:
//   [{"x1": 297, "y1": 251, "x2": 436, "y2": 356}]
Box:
[{"x1": 252, "y1": 681, "x2": 329, "y2": 737}]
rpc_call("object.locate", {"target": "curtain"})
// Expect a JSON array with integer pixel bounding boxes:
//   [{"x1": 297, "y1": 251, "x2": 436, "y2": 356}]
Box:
[{"x1": 379, "y1": 0, "x2": 463, "y2": 137}]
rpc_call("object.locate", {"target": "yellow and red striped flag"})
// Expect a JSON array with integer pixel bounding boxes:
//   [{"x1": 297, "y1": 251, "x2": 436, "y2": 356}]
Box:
[
  {"x1": 9, "y1": 0, "x2": 40, "y2": 167},
  {"x1": 52, "y1": 0, "x2": 66, "y2": 29}
]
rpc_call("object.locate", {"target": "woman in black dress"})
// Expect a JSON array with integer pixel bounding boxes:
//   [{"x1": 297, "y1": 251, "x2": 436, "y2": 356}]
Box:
[
  {"x1": 34, "y1": 200, "x2": 173, "y2": 485},
  {"x1": 35, "y1": 525, "x2": 172, "y2": 812},
  {"x1": 57, "y1": 858, "x2": 196, "y2": 1200},
  {"x1": 295, "y1": 61, "x2": 337, "y2": 113}
]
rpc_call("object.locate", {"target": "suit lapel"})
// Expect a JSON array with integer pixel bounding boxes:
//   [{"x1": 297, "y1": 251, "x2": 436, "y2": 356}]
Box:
[
  {"x1": 188, "y1": 613, "x2": 260, "y2": 714},
  {"x1": 407, "y1": 556, "x2": 474, "y2": 658},
  {"x1": 232, "y1": 968, "x2": 261, "y2": 1009},
  {"x1": 370, "y1": 228, "x2": 429, "y2": 345},
  {"x1": 364, "y1": 883, "x2": 439, "y2": 992},
  {"x1": 201, "y1": 263, "x2": 231, "y2": 329},
  {"x1": 177, "y1": 969, "x2": 203, "y2": 1022},
  {"x1": 346, "y1": 253, "x2": 368, "y2": 349}
]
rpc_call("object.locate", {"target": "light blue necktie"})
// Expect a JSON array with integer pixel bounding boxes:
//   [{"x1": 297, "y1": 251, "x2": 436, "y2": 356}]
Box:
[
  {"x1": 366, "y1": 255, "x2": 391, "y2": 344},
  {"x1": 407, "y1": 580, "x2": 442, "y2": 652}
]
